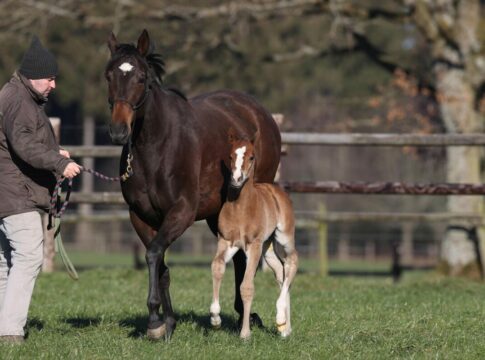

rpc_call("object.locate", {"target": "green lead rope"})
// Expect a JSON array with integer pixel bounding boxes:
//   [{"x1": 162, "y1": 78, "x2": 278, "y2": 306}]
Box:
[{"x1": 53, "y1": 217, "x2": 79, "y2": 280}]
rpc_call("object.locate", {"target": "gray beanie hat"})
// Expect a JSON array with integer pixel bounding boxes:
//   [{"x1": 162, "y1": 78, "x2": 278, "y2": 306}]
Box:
[{"x1": 19, "y1": 35, "x2": 58, "y2": 80}]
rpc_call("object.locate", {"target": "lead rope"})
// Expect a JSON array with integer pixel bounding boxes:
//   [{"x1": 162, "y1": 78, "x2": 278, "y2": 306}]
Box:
[
  {"x1": 48, "y1": 177, "x2": 78, "y2": 280},
  {"x1": 48, "y1": 151, "x2": 134, "y2": 280}
]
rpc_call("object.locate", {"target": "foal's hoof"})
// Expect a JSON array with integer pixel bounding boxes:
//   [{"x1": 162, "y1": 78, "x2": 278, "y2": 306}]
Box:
[
  {"x1": 239, "y1": 331, "x2": 251, "y2": 340},
  {"x1": 147, "y1": 324, "x2": 166, "y2": 340},
  {"x1": 210, "y1": 315, "x2": 222, "y2": 329},
  {"x1": 277, "y1": 323, "x2": 292, "y2": 338}
]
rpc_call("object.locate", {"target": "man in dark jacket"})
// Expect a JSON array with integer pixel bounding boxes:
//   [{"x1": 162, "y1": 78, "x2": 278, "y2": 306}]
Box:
[{"x1": 0, "y1": 36, "x2": 82, "y2": 343}]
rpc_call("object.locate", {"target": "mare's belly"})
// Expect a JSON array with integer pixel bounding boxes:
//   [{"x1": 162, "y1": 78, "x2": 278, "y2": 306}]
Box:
[{"x1": 196, "y1": 162, "x2": 225, "y2": 220}]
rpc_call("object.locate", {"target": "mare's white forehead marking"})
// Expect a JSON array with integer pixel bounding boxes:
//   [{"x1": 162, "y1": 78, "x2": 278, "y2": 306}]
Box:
[
  {"x1": 232, "y1": 146, "x2": 246, "y2": 181},
  {"x1": 119, "y1": 62, "x2": 134, "y2": 72}
]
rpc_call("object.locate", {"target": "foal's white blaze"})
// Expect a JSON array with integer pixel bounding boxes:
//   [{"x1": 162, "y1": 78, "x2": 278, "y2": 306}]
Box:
[
  {"x1": 232, "y1": 146, "x2": 246, "y2": 182},
  {"x1": 118, "y1": 62, "x2": 134, "y2": 73}
]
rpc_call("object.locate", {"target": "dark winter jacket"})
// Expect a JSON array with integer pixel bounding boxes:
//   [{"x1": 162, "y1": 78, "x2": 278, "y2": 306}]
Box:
[{"x1": 0, "y1": 72, "x2": 72, "y2": 218}]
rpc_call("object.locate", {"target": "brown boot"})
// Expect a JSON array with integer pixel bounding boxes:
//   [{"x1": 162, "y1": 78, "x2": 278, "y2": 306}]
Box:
[{"x1": 0, "y1": 335, "x2": 25, "y2": 344}]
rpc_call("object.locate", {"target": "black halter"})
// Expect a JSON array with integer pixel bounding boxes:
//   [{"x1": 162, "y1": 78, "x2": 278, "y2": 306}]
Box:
[{"x1": 108, "y1": 83, "x2": 150, "y2": 111}]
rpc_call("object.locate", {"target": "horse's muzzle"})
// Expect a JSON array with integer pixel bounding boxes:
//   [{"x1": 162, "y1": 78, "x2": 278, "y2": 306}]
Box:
[
  {"x1": 109, "y1": 101, "x2": 134, "y2": 144},
  {"x1": 230, "y1": 176, "x2": 247, "y2": 189},
  {"x1": 109, "y1": 123, "x2": 130, "y2": 145}
]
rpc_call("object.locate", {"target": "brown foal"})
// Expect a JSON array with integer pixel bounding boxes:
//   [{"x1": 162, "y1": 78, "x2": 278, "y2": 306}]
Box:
[{"x1": 210, "y1": 136, "x2": 298, "y2": 339}]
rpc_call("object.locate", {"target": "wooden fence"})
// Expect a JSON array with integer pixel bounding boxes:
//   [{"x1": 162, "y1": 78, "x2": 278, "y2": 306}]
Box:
[
  {"x1": 54, "y1": 133, "x2": 485, "y2": 276},
  {"x1": 63, "y1": 132, "x2": 485, "y2": 202}
]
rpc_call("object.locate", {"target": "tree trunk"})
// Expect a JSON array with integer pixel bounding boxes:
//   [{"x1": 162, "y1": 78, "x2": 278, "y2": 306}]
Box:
[
  {"x1": 437, "y1": 67, "x2": 483, "y2": 275},
  {"x1": 412, "y1": 0, "x2": 485, "y2": 276}
]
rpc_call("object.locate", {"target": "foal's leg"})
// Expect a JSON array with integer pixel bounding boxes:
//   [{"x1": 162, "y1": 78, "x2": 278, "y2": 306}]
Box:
[
  {"x1": 274, "y1": 229, "x2": 298, "y2": 338},
  {"x1": 263, "y1": 240, "x2": 284, "y2": 287},
  {"x1": 210, "y1": 238, "x2": 239, "y2": 328},
  {"x1": 240, "y1": 242, "x2": 263, "y2": 339},
  {"x1": 233, "y1": 250, "x2": 263, "y2": 328}
]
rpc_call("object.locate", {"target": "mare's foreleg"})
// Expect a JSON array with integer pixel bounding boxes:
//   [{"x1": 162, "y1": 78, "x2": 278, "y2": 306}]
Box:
[
  {"x1": 239, "y1": 242, "x2": 262, "y2": 339},
  {"x1": 145, "y1": 201, "x2": 196, "y2": 341}
]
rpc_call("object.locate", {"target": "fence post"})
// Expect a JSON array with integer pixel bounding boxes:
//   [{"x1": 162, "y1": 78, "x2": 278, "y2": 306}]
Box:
[
  {"x1": 75, "y1": 115, "x2": 96, "y2": 251},
  {"x1": 318, "y1": 203, "x2": 328, "y2": 276},
  {"x1": 478, "y1": 223, "x2": 485, "y2": 280},
  {"x1": 401, "y1": 221, "x2": 414, "y2": 265},
  {"x1": 42, "y1": 117, "x2": 61, "y2": 273}
]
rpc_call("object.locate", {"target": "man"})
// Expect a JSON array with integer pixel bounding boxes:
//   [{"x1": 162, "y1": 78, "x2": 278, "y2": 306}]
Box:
[{"x1": 0, "y1": 35, "x2": 82, "y2": 343}]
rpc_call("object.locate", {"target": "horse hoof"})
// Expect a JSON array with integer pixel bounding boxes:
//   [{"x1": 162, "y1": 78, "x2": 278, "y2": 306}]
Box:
[
  {"x1": 277, "y1": 323, "x2": 291, "y2": 338},
  {"x1": 277, "y1": 323, "x2": 286, "y2": 333},
  {"x1": 240, "y1": 331, "x2": 251, "y2": 340},
  {"x1": 147, "y1": 324, "x2": 166, "y2": 340},
  {"x1": 210, "y1": 315, "x2": 221, "y2": 329}
]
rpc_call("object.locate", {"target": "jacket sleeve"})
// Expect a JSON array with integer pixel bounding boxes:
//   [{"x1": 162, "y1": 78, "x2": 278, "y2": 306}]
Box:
[{"x1": 3, "y1": 99, "x2": 72, "y2": 176}]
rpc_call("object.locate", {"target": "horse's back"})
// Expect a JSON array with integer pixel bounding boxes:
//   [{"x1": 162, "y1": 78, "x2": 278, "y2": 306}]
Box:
[
  {"x1": 256, "y1": 183, "x2": 295, "y2": 229},
  {"x1": 190, "y1": 90, "x2": 281, "y2": 183}
]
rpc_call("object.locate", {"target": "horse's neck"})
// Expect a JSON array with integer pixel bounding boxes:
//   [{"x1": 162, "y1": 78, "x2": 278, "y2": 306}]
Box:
[
  {"x1": 133, "y1": 89, "x2": 172, "y2": 146},
  {"x1": 227, "y1": 178, "x2": 257, "y2": 210}
]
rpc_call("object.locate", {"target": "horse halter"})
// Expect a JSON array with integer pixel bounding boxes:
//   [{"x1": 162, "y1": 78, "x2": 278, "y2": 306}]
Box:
[
  {"x1": 107, "y1": 60, "x2": 152, "y2": 111},
  {"x1": 107, "y1": 66, "x2": 151, "y2": 183},
  {"x1": 108, "y1": 83, "x2": 150, "y2": 111}
]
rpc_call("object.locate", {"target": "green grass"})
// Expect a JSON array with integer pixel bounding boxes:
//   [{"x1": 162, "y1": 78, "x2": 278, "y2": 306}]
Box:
[
  {"x1": 58, "y1": 249, "x2": 393, "y2": 273},
  {"x1": 2, "y1": 263, "x2": 485, "y2": 359}
]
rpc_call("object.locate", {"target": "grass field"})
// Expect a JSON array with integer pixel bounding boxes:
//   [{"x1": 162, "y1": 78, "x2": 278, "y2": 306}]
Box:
[{"x1": 2, "y1": 256, "x2": 485, "y2": 359}]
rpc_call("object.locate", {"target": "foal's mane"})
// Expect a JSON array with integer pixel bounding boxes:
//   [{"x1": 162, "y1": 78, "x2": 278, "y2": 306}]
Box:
[{"x1": 110, "y1": 43, "x2": 166, "y2": 84}]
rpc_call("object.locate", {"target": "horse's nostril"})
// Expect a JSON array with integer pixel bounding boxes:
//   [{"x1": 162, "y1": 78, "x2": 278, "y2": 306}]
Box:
[{"x1": 109, "y1": 123, "x2": 130, "y2": 145}]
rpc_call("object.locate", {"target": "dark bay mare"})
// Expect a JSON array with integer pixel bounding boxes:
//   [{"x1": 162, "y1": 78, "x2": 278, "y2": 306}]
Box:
[{"x1": 105, "y1": 30, "x2": 281, "y2": 340}]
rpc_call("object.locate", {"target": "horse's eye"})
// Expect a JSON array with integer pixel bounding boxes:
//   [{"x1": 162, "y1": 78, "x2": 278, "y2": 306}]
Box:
[
  {"x1": 138, "y1": 74, "x2": 146, "y2": 84},
  {"x1": 250, "y1": 156, "x2": 254, "y2": 161}
]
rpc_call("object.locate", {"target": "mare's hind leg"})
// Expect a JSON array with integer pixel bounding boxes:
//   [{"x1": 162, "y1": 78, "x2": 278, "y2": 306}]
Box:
[{"x1": 273, "y1": 229, "x2": 298, "y2": 338}]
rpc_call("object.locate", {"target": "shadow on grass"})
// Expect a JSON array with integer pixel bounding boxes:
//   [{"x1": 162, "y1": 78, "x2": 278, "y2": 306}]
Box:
[
  {"x1": 118, "y1": 315, "x2": 146, "y2": 338},
  {"x1": 26, "y1": 318, "x2": 44, "y2": 337},
  {"x1": 118, "y1": 311, "x2": 274, "y2": 338},
  {"x1": 65, "y1": 317, "x2": 101, "y2": 328}
]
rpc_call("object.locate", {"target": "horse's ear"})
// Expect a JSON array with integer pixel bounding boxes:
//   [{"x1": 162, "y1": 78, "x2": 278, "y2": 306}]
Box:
[
  {"x1": 137, "y1": 29, "x2": 150, "y2": 57},
  {"x1": 108, "y1": 32, "x2": 118, "y2": 55}
]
